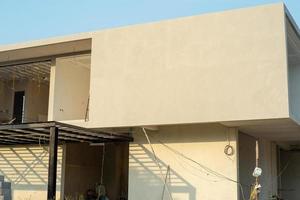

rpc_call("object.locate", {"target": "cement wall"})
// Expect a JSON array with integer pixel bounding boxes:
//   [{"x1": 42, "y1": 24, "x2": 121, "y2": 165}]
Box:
[
  {"x1": 129, "y1": 124, "x2": 239, "y2": 200},
  {"x1": 0, "y1": 81, "x2": 13, "y2": 121},
  {"x1": 89, "y1": 3, "x2": 289, "y2": 128},
  {"x1": 48, "y1": 55, "x2": 90, "y2": 121},
  {"x1": 0, "y1": 80, "x2": 49, "y2": 123},
  {"x1": 288, "y1": 63, "x2": 300, "y2": 123},
  {"x1": 0, "y1": 146, "x2": 62, "y2": 200},
  {"x1": 287, "y1": 18, "x2": 300, "y2": 124}
]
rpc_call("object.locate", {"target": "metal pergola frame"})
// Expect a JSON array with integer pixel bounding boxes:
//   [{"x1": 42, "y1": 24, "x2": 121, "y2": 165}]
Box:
[{"x1": 0, "y1": 121, "x2": 133, "y2": 200}]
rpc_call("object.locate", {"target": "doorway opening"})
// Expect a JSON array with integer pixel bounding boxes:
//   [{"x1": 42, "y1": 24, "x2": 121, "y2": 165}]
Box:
[{"x1": 12, "y1": 91, "x2": 25, "y2": 123}]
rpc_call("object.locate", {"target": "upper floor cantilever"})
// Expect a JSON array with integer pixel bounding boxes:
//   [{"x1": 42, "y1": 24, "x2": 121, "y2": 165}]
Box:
[{"x1": 0, "y1": 3, "x2": 300, "y2": 130}]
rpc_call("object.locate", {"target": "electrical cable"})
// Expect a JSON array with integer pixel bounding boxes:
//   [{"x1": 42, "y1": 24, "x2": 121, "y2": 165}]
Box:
[
  {"x1": 224, "y1": 129, "x2": 235, "y2": 156},
  {"x1": 224, "y1": 144, "x2": 234, "y2": 156},
  {"x1": 147, "y1": 134, "x2": 247, "y2": 200},
  {"x1": 38, "y1": 135, "x2": 49, "y2": 153},
  {"x1": 165, "y1": 145, "x2": 220, "y2": 182},
  {"x1": 277, "y1": 160, "x2": 290, "y2": 178},
  {"x1": 161, "y1": 165, "x2": 171, "y2": 200},
  {"x1": 142, "y1": 128, "x2": 174, "y2": 200}
]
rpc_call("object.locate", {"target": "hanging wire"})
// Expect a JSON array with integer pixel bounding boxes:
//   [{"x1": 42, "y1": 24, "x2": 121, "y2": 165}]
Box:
[
  {"x1": 277, "y1": 159, "x2": 290, "y2": 178},
  {"x1": 39, "y1": 135, "x2": 49, "y2": 153},
  {"x1": 142, "y1": 128, "x2": 174, "y2": 200},
  {"x1": 162, "y1": 142, "x2": 220, "y2": 182},
  {"x1": 224, "y1": 129, "x2": 235, "y2": 156},
  {"x1": 146, "y1": 133, "x2": 247, "y2": 200},
  {"x1": 161, "y1": 165, "x2": 171, "y2": 200}
]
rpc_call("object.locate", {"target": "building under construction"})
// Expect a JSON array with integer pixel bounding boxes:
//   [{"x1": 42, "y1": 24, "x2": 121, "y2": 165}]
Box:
[{"x1": 0, "y1": 2, "x2": 299, "y2": 200}]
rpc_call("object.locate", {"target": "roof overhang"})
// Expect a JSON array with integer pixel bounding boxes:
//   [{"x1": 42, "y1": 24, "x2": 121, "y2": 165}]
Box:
[{"x1": 0, "y1": 33, "x2": 92, "y2": 65}]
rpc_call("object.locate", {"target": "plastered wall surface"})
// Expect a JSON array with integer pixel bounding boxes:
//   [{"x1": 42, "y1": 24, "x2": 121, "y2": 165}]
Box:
[
  {"x1": 288, "y1": 63, "x2": 300, "y2": 123},
  {"x1": 0, "y1": 81, "x2": 13, "y2": 121},
  {"x1": 89, "y1": 3, "x2": 289, "y2": 128},
  {"x1": 129, "y1": 124, "x2": 239, "y2": 200},
  {"x1": 49, "y1": 55, "x2": 90, "y2": 121},
  {"x1": 287, "y1": 18, "x2": 300, "y2": 124},
  {"x1": 0, "y1": 80, "x2": 49, "y2": 122},
  {"x1": 25, "y1": 81, "x2": 49, "y2": 122}
]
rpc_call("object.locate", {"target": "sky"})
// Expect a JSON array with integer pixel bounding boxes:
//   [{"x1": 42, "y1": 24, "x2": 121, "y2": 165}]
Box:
[{"x1": 0, "y1": 0, "x2": 299, "y2": 45}]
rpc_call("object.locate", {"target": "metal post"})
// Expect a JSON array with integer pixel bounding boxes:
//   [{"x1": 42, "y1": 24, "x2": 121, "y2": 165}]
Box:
[{"x1": 47, "y1": 126, "x2": 58, "y2": 200}]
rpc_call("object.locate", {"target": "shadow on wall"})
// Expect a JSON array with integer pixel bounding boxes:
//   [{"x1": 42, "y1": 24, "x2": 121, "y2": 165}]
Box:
[
  {"x1": 0, "y1": 146, "x2": 62, "y2": 199},
  {"x1": 129, "y1": 143, "x2": 196, "y2": 200}
]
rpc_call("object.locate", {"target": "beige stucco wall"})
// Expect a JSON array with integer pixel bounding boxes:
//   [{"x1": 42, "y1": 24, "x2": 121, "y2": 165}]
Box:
[
  {"x1": 48, "y1": 55, "x2": 90, "y2": 121},
  {"x1": 88, "y1": 3, "x2": 289, "y2": 128},
  {"x1": 129, "y1": 124, "x2": 239, "y2": 200}
]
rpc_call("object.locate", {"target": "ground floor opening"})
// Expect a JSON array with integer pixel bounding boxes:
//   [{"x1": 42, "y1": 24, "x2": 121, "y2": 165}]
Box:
[
  {"x1": 62, "y1": 142, "x2": 129, "y2": 200},
  {"x1": 278, "y1": 145, "x2": 300, "y2": 199},
  {"x1": 0, "y1": 121, "x2": 132, "y2": 200},
  {"x1": 238, "y1": 131, "x2": 300, "y2": 200}
]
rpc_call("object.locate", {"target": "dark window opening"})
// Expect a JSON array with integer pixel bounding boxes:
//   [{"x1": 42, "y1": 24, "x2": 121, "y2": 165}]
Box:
[{"x1": 13, "y1": 91, "x2": 25, "y2": 124}]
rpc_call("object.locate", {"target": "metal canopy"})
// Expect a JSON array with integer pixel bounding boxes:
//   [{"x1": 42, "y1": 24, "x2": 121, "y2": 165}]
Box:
[
  {"x1": 0, "y1": 121, "x2": 133, "y2": 145},
  {"x1": 0, "y1": 121, "x2": 132, "y2": 200}
]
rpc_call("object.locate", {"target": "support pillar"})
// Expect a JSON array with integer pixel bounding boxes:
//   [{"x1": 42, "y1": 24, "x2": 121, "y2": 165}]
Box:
[{"x1": 47, "y1": 126, "x2": 58, "y2": 200}]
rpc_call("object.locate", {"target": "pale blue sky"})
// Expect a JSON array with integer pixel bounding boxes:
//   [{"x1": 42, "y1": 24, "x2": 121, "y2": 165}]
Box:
[{"x1": 0, "y1": 0, "x2": 299, "y2": 45}]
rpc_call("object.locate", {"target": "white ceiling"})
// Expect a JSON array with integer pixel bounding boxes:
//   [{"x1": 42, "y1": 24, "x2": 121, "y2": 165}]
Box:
[
  {"x1": 222, "y1": 118, "x2": 300, "y2": 142},
  {"x1": 0, "y1": 61, "x2": 51, "y2": 83}
]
